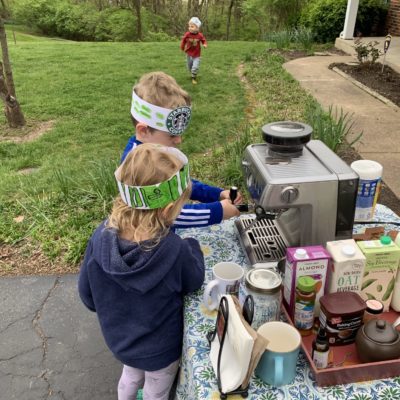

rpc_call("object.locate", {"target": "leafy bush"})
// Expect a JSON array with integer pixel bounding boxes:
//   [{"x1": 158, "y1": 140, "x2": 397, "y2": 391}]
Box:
[
  {"x1": 143, "y1": 31, "x2": 177, "y2": 42},
  {"x1": 300, "y1": 0, "x2": 347, "y2": 43},
  {"x1": 301, "y1": 0, "x2": 389, "y2": 43},
  {"x1": 12, "y1": 0, "x2": 60, "y2": 36},
  {"x1": 54, "y1": 2, "x2": 98, "y2": 41},
  {"x1": 355, "y1": 0, "x2": 389, "y2": 37},
  {"x1": 95, "y1": 9, "x2": 137, "y2": 42},
  {"x1": 354, "y1": 39, "x2": 382, "y2": 64}
]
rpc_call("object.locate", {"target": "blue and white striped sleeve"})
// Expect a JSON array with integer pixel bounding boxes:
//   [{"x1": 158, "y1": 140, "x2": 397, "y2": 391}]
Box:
[{"x1": 173, "y1": 202, "x2": 223, "y2": 229}]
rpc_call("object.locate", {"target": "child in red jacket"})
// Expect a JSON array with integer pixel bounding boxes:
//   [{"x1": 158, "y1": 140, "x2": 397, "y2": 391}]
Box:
[{"x1": 180, "y1": 17, "x2": 207, "y2": 85}]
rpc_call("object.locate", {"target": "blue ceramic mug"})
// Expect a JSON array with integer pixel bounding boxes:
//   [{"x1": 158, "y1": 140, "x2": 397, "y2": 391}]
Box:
[{"x1": 255, "y1": 321, "x2": 301, "y2": 386}]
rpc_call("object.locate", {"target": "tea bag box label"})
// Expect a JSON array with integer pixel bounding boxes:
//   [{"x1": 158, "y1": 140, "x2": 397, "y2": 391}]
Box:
[
  {"x1": 390, "y1": 234, "x2": 400, "y2": 311},
  {"x1": 357, "y1": 236, "x2": 400, "y2": 311},
  {"x1": 283, "y1": 246, "x2": 330, "y2": 318},
  {"x1": 326, "y1": 239, "x2": 366, "y2": 294}
]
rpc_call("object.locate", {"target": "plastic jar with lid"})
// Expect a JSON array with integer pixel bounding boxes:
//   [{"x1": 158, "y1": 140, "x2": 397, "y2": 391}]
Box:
[
  {"x1": 364, "y1": 299, "x2": 384, "y2": 323},
  {"x1": 294, "y1": 276, "x2": 316, "y2": 336},
  {"x1": 244, "y1": 268, "x2": 282, "y2": 330}
]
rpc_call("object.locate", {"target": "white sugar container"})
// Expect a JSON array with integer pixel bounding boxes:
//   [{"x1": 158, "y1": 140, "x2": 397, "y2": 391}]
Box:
[{"x1": 351, "y1": 160, "x2": 383, "y2": 221}]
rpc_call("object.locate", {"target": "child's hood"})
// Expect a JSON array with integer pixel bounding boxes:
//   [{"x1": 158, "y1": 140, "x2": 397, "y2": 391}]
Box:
[{"x1": 91, "y1": 222, "x2": 183, "y2": 293}]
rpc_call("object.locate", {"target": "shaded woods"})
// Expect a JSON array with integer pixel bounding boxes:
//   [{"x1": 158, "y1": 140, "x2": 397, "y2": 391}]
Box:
[{"x1": 4, "y1": 0, "x2": 308, "y2": 42}]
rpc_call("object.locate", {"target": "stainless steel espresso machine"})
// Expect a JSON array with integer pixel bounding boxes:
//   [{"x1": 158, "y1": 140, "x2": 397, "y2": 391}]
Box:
[{"x1": 235, "y1": 121, "x2": 359, "y2": 268}]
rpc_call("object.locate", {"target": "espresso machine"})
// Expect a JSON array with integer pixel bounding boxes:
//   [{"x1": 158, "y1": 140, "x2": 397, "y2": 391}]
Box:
[{"x1": 235, "y1": 121, "x2": 359, "y2": 268}]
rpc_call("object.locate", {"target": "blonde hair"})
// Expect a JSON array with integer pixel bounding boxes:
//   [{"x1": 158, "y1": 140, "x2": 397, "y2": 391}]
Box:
[
  {"x1": 132, "y1": 72, "x2": 191, "y2": 128},
  {"x1": 107, "y1": 143, "x2": 191, "y2": 246}
]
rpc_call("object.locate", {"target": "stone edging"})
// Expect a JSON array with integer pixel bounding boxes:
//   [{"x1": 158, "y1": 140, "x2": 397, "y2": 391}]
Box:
[{"x1": 332, "y1": 66, "x2": 399, "y2": 110}]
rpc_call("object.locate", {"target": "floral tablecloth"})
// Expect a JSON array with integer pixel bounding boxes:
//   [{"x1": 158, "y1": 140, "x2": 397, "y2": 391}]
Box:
[{"x1": 175, "y1": 204, "x2": 400, "y2": 400}]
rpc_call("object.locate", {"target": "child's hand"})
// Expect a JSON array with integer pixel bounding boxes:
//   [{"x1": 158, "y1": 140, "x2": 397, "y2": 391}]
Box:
[
  {"x1": 221, "y1": 199, "x2": 240, "y2": 219},
  {"x1": 203, "y1": 44, "x2": 207, "y2": 48},
  {"x1": 220, "y1": 190, "x2": 243, "y2": 205}
]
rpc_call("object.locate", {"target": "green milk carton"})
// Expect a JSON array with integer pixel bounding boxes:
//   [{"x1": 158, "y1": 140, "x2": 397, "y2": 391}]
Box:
[{"x1": 357, "y1": 236, "x2": 400, "y2": 311}]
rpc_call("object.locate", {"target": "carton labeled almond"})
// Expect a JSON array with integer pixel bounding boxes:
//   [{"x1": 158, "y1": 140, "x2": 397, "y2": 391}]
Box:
[
  {"x1": 357, "y1": 236, "x2": 400, "y2": 311},
  {"x1": 326, "y1": 239, "x2": 366, "y2": 294},
  {"x1": 283, "y1": 246, "x2": 331, "y2": 318}
]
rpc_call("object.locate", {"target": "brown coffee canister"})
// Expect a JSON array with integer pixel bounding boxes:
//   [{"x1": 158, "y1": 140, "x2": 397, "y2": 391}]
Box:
[{"x1": 319, "y1": 292, "x2": 366, "y2": 345}]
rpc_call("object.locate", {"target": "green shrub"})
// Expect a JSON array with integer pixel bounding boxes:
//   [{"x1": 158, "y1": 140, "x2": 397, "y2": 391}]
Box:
[
  {"x1": 354, "y1": 39, "x2": 382, "y2": 64},
  {"x1": 54, "y1": 3, "x2": 98, "y2": 41},
  {"x1": 12, "y1": 0, "x2": 60, "y2": 36},
  {"x1": 301, "y1": 0, "x2": 389, "y2": 43},
  {"x1": 94, "y1": 9, "x2": 137, "y2": 42},
  {"x1": 355, "y1": 0, "x2": 389, "y2": 37},
  {"x1": 301, "y1": 0, "x2": 347, "y2": 43},
  {"x1": 143, "y1": 31, "x2": 177, "y2": 42}
]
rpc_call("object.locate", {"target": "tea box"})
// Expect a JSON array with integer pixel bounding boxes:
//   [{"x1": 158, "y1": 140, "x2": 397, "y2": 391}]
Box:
[{"x1": 357, "y1": 236, "x2": 400, "y2": 311}]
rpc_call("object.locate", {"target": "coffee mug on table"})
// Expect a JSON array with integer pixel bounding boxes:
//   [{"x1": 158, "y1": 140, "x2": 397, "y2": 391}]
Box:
[
  {"x1": 203, "y1": 262, "x2": 244, "y2": 310},
  {"x1": 255, "y1": 321, "x2": 301, "y2": 386}
]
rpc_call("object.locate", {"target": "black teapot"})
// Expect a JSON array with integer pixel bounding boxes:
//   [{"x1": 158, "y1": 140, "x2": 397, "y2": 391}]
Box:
[{"x1": 355, "y1": 318, "x2": 400, "y2": 363}]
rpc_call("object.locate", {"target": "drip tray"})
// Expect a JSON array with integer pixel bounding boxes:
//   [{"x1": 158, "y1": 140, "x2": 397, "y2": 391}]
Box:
[{"x1": 234, "y1": 216, "x2": 288, "y2": 268}]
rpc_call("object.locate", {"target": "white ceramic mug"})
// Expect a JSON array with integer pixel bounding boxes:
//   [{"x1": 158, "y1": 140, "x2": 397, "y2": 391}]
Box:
[{"x1": 203, "y1": 262, "x2": 244, "y2": 310}]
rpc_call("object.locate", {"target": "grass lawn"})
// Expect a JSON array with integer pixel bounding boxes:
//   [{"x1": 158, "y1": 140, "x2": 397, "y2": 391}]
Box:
[{"x1": 0, "y1": 31, "x2": 318, "y2": 273}]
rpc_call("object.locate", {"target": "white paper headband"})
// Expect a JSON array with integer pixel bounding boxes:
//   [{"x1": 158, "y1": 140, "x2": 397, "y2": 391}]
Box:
[
  {"x1": 115, "y1": 147, "x2": 190, "y2": 209},
  {"x1": 131, "y1": 91, "x2": 192, "y2": 136}
]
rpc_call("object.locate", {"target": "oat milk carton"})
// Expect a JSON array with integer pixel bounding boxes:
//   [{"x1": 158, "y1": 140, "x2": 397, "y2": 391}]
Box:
[
  {"x1": 283, "y1": 246, "x2": 331, "y2": 318},
  {"x1": 326, "y1": 239, "x2": 366, "y2": 294},
  {"x1": 357, "y1": 236, "x2": 400, "y2": 311}
]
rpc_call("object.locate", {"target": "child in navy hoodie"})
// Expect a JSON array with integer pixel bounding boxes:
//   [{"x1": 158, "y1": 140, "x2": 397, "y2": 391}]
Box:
[{"x1": 78, "y1": 144, "x2": 205, "y2": 400}]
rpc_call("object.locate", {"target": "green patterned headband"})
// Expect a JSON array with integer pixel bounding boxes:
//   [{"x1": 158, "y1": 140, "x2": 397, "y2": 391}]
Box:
[
  {"x1": 131, "y1": 90, "x2": 192, "y2": 135},
  {"x1": 115, "y1": 147, "x2": 191, "y2": 210}
]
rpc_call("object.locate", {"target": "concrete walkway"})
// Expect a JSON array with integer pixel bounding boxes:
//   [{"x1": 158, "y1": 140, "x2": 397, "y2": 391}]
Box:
[
  {"x1": 284, "y1": 54, "x2": 400, "y2": 199},
  {"x1": 0, "y1": 275, "x2": 120, "y2": 399}
]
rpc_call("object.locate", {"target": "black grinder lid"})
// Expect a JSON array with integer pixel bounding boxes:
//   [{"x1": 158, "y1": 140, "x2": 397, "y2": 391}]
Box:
[{"x1": 262, "y1": 121, "x2": 312, "y2": 155}]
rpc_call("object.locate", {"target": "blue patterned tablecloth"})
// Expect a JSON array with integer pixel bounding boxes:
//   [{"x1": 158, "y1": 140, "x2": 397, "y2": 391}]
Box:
[{"x1": 175, "y1": 204, "x2": 400, "y2": 400}]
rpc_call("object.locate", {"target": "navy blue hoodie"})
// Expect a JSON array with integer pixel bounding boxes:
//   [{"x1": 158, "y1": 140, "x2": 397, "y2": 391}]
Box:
[{"x1": 78, "y1": 222, "x2": 205, "y2": 371}]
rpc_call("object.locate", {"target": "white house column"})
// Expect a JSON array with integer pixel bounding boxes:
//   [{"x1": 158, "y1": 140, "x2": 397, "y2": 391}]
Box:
[{"x1": 340, "y1": 0, "x2": 359, "y2": 39}]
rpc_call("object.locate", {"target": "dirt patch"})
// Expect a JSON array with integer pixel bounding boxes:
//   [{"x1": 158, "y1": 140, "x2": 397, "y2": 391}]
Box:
[
  {"x1": 330, "y1": 62, "x2": 400, "y2": 107},
  {"x1": 0, "y1": 119, "x2": 55, "y2": 143},
  {"x1": 0, "y1": 241, "x2": 77, "y2": 277}
]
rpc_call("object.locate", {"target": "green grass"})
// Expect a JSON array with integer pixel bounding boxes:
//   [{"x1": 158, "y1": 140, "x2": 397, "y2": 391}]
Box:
[
  {"x1": 0, "y1": 30, "x2": 348, "y2": 270},
  {"x1": 5, "y1": 24, "x2": 69, "y2": 42}
]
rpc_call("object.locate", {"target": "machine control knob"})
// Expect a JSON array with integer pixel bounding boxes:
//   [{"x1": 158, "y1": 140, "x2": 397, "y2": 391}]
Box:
[{"x1": 280, "y1": 186, "x2": 299, "y2": 204}]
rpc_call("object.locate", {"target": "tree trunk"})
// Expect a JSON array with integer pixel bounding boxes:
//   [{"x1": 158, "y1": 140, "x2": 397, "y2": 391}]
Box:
[
  {"x1": 0, "y1": 62, "x2": 25, "y2": 128},
  {"x1": 226, "y1": 0, "x2": 234, "y2": 40},
  {"x1": 0, "y1": 17, "x2": 16, "y2": 97},
  {"x1": 0, "y1": 18, "x2": 25, "y2": 128},
  {"x1": 136, "y1": 0, "x2": 142, "y2": 41}
]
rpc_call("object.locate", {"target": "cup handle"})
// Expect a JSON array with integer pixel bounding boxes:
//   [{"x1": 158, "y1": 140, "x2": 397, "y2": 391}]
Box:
[
  {"x1": 274, "y1": 357, "x2": 284, "y2": 386},
  {"x1": 203, "y1": 280, "x2": 219, "y2": 310}
]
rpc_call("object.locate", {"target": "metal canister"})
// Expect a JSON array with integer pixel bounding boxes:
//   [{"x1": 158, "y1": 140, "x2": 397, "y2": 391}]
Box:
[{"x1": 245, "y1": 268, "x2": 282, "y2": 330}]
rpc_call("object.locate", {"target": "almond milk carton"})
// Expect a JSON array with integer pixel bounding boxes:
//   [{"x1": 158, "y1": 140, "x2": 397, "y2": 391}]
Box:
[
  {"x1": 326, "y1": 239, "x2": 366, "y2": 294},
  {"x1": 357, "y1": 236, "x2": 400, "y2": 311},
  {"x1": 283, "y1": 246, "x2": 331, "y2": 318}
]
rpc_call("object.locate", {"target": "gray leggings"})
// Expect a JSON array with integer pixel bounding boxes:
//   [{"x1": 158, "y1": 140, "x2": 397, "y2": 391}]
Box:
[
  {"x1": 117, "y1": 359, "x2": 179, "y2": 400},
  {"x1": 186, "y1": 56, "x2": 201, "y2": 77}
]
